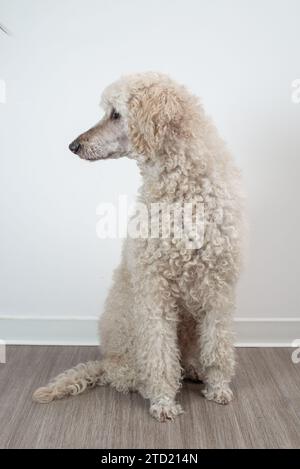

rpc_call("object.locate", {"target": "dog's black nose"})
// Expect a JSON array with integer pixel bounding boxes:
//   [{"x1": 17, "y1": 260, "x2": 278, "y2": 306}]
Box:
[{"x1": 69, "y1": 139, "x2": 81, "y2": 154}]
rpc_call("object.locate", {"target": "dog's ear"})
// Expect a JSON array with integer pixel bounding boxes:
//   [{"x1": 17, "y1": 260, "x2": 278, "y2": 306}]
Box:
[{"x1": 128, "y1": 84, "x2": 184, "y2": 156}]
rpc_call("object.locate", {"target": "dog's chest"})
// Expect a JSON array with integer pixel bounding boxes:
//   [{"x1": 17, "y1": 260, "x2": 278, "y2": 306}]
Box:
[{"x1": 135, "y1": 238, "x2": 202, "y2": 280}]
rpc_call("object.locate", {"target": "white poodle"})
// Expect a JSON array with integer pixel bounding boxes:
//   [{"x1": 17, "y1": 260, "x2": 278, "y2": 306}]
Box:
[{"x1": 33, "y1": 72, "x2": 244, "y2": 422}]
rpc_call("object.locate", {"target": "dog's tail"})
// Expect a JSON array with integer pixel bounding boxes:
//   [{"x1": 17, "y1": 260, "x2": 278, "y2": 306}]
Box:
[
  {"x1": 32, "y1": 360, "x2": 105, "y2": 403},
  {"x1": 33, "y1": 357, "x2": 135, "y2": 403}
]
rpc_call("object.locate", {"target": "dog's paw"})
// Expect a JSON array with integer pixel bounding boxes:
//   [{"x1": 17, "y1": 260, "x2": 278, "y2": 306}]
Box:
[
  {"x1": 150, "y1": 400, "x2": 184, "y2": 422},
  {"x1": 202, "y1": 385, "x2": 233, "y2": 405}
]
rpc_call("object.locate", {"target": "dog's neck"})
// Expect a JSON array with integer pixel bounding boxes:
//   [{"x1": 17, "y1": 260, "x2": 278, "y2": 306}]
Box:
[{"x1": 137, "y1": 157, "x2": 204, "y2": 204}]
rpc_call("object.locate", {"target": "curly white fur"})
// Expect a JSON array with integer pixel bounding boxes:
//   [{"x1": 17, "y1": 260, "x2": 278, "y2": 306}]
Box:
[{"x1": 33, "y1": 72, "x2": 244, "y2": 422}]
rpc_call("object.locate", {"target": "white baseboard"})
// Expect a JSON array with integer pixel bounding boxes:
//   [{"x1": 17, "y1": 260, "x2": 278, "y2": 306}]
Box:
[
  {"x1": 0, "y1": 316, "x2": 300, "y2": 347},
  {"x1": 234, "y1": 317, "x2": 300, "y2": 347},
  {"x1": 0, "y1": 316, "x2": 99, "y2": 346}
]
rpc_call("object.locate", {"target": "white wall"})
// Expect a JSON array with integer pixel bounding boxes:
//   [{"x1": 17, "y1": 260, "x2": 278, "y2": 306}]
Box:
[{"x1": 1, "y1": 1, "x2": 300, "y2": 337}]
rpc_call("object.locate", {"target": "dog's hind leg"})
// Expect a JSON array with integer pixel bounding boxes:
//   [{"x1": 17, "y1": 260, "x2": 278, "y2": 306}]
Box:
[{"x1": 33, "y1": 253, "x2": 137, "y2": 404}]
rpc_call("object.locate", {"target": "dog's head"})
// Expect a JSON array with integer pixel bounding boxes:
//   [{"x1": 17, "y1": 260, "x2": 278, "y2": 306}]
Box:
[{"x1": 69, "y1": 72, "x2": 199, "y2": 165}]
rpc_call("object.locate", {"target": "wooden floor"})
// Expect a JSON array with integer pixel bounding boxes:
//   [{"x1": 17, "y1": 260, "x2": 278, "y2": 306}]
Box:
[{"x1": 0, "y1": 346, "x2": 299, "y2": 449}]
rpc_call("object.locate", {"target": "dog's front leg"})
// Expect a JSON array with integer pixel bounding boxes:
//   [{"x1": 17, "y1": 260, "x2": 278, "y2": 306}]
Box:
[
  {"x1": 134, "y1": 276, "x2": 183, "y2": 422},
  {"x1": 198, "y1": 308, "x2": 235, "y2": 405}
]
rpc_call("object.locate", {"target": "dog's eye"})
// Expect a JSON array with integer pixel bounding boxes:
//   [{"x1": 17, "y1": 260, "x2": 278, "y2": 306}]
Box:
[{"x1": 111, "y1": 109, "x2": 121, "y2": 120}]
